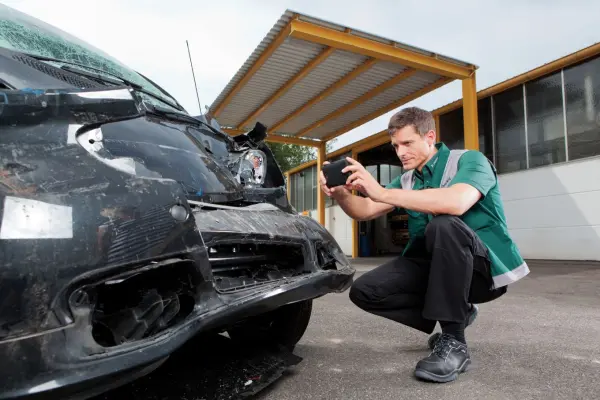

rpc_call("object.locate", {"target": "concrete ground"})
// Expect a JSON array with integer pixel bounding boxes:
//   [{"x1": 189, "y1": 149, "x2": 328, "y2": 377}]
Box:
[{"x1": 254, "y1": 258, "x2": 600, "y2": 400}]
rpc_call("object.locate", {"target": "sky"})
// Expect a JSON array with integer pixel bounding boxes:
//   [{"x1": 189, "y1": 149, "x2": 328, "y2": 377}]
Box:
[{"x1": 3, "y1": 0, "x2": 600, "y2": 151}]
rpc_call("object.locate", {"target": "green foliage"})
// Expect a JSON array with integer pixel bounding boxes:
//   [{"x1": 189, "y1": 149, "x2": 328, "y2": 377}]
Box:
[{"x1": 266, "y1": 139, "x2": 338, "y2": 173}]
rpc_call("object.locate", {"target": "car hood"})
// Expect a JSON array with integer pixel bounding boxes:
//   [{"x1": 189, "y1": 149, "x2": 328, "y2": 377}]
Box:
[{"x1": 0, "y1": 86, "x2": 266, "y2": 204}]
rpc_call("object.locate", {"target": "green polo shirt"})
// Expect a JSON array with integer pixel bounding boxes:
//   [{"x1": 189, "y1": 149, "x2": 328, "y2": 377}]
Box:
[{"x1": 386, "y1": 142, "x2": 529, "y2": 288}]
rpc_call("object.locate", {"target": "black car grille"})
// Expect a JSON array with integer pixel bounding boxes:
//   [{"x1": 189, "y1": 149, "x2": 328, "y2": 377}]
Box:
[
  {"x1": 208, "y1": 242, "x2": 309, "y2": 293},
  {"x1": 106, "y1": 206, "x2": 178, "y2": 264}
]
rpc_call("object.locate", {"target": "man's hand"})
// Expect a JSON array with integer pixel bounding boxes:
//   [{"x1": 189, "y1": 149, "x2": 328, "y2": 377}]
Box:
[
  {"x1": 342, "y1": 157, "x2": 385, "y2": 202},
  {"x1": 319, "y1": 161, "x2": 350, "y2": 198}
]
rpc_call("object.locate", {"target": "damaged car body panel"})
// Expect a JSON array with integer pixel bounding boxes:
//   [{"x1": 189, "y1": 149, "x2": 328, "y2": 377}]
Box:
[{"x1": 0, "y1": 5, "x2": 354, "y2": 400}]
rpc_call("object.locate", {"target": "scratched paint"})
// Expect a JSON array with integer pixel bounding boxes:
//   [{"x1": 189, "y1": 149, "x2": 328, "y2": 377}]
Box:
[{"x1": 0, "y1": 5, "x2": 355, "y2": 398}]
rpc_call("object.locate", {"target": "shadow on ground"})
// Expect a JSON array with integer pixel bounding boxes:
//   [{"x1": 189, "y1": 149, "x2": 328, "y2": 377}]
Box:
[{"x1": 91, "y1": 334, "x2": 302, "y2": 400}]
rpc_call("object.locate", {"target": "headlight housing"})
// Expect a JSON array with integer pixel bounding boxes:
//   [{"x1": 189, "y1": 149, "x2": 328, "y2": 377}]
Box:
[{"x1": 228, "y1": 149, "x2": 267, "y2": 188}]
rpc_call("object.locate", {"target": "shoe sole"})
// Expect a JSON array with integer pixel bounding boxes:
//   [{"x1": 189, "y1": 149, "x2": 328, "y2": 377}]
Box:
[{"x1": 414, "y1": 358, "x2": 471, "y2": 383}]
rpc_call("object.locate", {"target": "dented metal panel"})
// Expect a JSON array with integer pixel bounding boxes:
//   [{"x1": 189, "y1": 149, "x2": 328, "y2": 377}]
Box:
[{"x1": 0, "y1": 9, "x2": 356, "y2": 397}]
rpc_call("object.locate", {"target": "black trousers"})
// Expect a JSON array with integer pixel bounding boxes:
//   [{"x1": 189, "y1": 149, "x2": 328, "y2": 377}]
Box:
[{"x1": 349, "y1": 215, "x2": 507, "y2": 334}]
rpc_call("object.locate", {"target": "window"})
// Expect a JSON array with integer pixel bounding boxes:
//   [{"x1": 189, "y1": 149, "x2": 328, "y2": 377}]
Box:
[
  {"x1": 478, "y1": 97, "x2": 494, "y2": 163},
  {"x1": 563, "y1": 55, "x2": 600, "y2": 161},
  {"x1": 304, "y1": 167, "x2": 314, "y2": 211},
  {"x1": 366, "y1": 165, "x2": 378, "y2": 180},
  {"x1": 525, "y1": 72, "x2": 566, "y2": 168},
  {"x1": 494, "y1": 85, "x2": 527, "y2": 173},
  {"x1": 390, "y1": 165, "x2": 403, "y2": 181},
  {"x1": 439, "y1": 107, "x2": 464, "y2": 149},
  {"x1": 379, "y1": 165, "x2": 391, "y2": 186}
]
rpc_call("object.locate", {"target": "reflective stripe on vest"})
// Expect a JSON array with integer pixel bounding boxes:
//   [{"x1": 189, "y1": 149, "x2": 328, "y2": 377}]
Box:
[{"x1": 400, "y1": 150, "x2": 468, "y2": 190}]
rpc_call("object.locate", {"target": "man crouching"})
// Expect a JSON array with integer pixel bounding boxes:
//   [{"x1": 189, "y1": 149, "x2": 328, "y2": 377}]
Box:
[{"x1": 318, "y1": 106, "x2": 529, "y2": 383}]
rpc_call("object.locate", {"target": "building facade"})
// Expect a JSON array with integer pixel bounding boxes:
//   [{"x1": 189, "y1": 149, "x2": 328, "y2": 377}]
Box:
[{"x1": 287, "y1": 43, "x2": 600, "y2": 261}]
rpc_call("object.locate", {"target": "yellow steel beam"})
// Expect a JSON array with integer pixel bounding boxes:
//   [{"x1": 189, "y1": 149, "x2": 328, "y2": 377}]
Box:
[
  {"x1": 317, "y1": 143, "x2": 326, "y2": 226},
  {"x1": 285, "y1": 172, "x2": 291, "y2": 201},
  {"x1": 287, "y1": 160, "x2": 317, "y2": 175},
  {"x1": 323, "y1": 77, "x2": 453, "y2": 141},
  {"x1": 211, "y1": 15, "x2": 297, "y2": 118},
  {"x1": 222, "y1": 128, "x2": 323, "y2": 147},
  {"x1": 297, "y1": 68, "x2": 418, "y2": 138},
  {"x1": 265, "y1": 134, "x2": 323, "y2": 147},
  {"x1": 289, "y1": 20, "x2": 475, "y2": 79},
  {"x1": 462, "y1": 72, "x2": 479, "y2": 150},
  {"x1": 236, "y1": 47, "x2": 336, "y2": 130},
  {"x1": 269, "y1": 58, "x2": 378, "y2": 134}
]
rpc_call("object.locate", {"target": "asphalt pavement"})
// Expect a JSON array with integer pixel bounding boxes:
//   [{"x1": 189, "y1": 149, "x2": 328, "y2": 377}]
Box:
[
  {"x1": 254, "y1": 259, "x2": 600, "y2": 400},
  {"x1": 94, "y1": 258, "x2": 600, "y2": 400}
]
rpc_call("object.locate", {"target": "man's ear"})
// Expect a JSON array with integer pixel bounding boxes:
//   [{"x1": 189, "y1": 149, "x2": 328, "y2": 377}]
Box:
[{"x1": 425, "y1": 129, "x2": 436, "y2": 145}]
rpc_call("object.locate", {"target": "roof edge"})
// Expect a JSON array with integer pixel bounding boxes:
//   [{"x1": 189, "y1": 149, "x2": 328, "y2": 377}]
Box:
[{"x1": 433, "y1": 41, "x2": 600, "y2": 116}]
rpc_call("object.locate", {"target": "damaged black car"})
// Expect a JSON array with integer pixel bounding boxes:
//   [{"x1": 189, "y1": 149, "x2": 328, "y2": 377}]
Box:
[{"x1": 0, "y1": 4, "x2": 354, "y2": 399}]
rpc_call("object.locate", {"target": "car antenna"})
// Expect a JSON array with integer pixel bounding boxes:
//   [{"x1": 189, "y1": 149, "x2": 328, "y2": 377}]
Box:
[{"x1": 186, "y1": 39, "x2": 203, "y2": 115}]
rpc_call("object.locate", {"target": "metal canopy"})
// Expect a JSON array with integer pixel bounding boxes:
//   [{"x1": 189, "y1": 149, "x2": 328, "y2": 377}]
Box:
[{"x1": 210, "y1": 10, "x2": 478, "y2": 146}]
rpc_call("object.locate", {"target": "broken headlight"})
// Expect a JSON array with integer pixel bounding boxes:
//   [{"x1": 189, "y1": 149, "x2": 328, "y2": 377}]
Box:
[{"x1": 228, "y1": 149, "x2": 267, "y2": 188}]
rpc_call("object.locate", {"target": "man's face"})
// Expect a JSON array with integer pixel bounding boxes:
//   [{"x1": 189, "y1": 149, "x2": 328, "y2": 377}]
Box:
[{"x1": 390, "y1": 125, "x2": 436, "y2": 171}]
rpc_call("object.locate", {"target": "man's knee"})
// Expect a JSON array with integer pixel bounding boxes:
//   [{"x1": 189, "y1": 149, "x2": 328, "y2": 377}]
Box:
[
  {"x1": 348, "y1": 276, "x2": 370, "y2": 309},
  {"x1": 425, "y1": 214, "x2": 462, "y2": 237}
]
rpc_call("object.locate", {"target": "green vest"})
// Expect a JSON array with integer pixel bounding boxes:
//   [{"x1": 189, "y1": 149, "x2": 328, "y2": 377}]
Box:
[{"x1": 387, "y1": 143, "x2": 529, "y2": 289}]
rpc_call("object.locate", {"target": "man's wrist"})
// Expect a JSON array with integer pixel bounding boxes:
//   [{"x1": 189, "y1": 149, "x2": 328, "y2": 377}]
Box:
[{"x1": 373, "y1": 186, "x2": 388, "y2": 203}]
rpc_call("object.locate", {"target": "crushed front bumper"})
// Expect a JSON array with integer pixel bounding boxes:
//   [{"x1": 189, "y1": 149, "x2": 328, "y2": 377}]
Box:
[{"x1": 0, "y1": 202, "x2": 354, "y2": 400}]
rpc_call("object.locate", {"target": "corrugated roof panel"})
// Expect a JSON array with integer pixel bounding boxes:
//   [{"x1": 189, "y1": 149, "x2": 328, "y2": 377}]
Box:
[
  {"x1": 211, "y1": 10, "x2": 295, "y2": 111},
  {"x1": 252, "y1": 49, "x2": 368, "y2": 131},
  {"x1": 217, "y1": 37, "x2": 326, "y2": 126},
  {"x1": 304, "y1": 71, "x2": 440, "y2": 139},
  {"x1": 278, "y1": 60, "x2": 408, "y2": 134}
]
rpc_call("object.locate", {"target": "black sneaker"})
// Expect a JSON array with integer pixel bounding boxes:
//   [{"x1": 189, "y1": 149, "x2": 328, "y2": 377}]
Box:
[
  {"x1": 427, "y1": 304, "x2": 478, "y2": 350},
  {"x1": 414, "y1": 333, "x2": 471, "y2": 383}
]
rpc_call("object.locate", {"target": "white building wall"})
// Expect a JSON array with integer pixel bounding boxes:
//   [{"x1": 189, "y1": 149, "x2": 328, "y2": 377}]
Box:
[
  {"x1": 308, "y1": 206, "x2": 353, "y2": 256},
  {"x1": 498, "y1": 156, "x2": 600, "y2": 261}
]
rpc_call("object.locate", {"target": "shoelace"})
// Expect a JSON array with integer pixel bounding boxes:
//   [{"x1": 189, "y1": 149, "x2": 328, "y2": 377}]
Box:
[{"x1": 432, "y1": 333, "x2": 455, "y2": 358}]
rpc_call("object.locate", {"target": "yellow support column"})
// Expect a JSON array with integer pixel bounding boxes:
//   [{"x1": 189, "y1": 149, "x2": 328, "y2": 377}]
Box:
[
  {"x1": 462, "y1": 71, "x2": 479, "y2": 150},
  {"x1": 317, "y1": 143, "x2": 326, "y2": 226},
  {"x1": 434, "y1": 114, "x2": 441, "y2": 143},
  {"x1": 351, "y1": 149, "x2": 359, "y2": 259},
  {"x1": 285, "y1": 172, "x2": 291, "y2": 202}
]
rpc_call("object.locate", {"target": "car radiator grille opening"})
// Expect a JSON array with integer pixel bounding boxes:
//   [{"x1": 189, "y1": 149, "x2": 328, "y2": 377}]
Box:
[
  {"x1": 88, "y1": 259, "x2": 199, "y2": 347},
  {"x1": 208, "y1": 243, "x2": 308, "y2": 293}
]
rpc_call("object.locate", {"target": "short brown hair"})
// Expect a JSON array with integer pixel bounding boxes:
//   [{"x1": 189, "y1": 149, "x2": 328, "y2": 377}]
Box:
[{"x1": 387, "y1": 107, "x2": 435, "y2": 136}]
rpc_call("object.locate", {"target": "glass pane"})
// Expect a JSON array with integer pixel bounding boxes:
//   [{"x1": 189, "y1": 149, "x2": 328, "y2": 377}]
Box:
[
  {"x1": 478, "y1": 97, "x2": 494, "y2": 163},
  {"x1": 379, "y1": 164, "x2": 391, "y2": 186},
  {"x1": 439, "y1": 108, "x2": 464, "y2": 149},
  {"x1": 390, "y1": 165, "x2": 403, "y2": 182},
  {"x1": 526, "y1": 72, "x2": 566, "y2": 168},
  {"x1": 366, "y1": 165, "x2": 378, "y2": 180},
  {"x1": 304, "y1": 167, "x2": 313, "y2": 210},
  {"x1": 564, "y1": 55, "x2": 600, "y2": 160},
  {"x1": 494, "y1": 86, "x2": 527, "y2": 173}
]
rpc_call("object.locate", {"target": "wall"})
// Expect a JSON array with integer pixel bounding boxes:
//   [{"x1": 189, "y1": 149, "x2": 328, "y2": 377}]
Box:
[
  {"x1": 308, "y1": 205, "x2": 353, "y2": 256},
  {"x1": 499, "y1": 156, "x2": 600, "y2": 260}
]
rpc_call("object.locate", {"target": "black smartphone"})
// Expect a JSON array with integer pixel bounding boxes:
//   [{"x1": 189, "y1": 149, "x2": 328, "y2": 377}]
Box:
[{"x1": 322, "y1": 159, "x2": 350, "y2": 188}]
